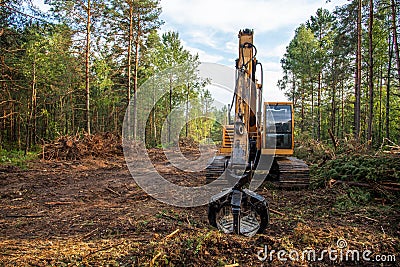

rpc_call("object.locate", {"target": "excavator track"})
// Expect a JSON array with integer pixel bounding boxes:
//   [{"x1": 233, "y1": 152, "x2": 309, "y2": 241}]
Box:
[
  {"x1": 205, "y1": 156, "x2": 228, "y2": 184},
  {"x1": 206, "y1": 155, "x2": 310, "y2": 189},
  {"x1": 271, "y1": 157, "x2": 310, "y2": 188}
]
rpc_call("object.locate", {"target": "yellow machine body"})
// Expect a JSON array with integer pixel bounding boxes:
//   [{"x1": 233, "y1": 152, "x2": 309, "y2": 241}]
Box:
[
  {"x1": 209, "y1": 29, "x2": 309, "y2": 189},
  {"x1": 218, "y1": 29, "x2": 295, "y2": 158}
]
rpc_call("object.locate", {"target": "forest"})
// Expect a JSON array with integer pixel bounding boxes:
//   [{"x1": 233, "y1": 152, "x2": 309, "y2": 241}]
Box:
[
  {"x1": 1, "y1": 0, "x2": 219, "y2": 152},
  {"x1": 0, "y1": 0, "x2": 399, "y2": 266},
  {"x1": 1, "y1": 0, "x2": 400, "y2": 151},
  {"x1": 279, "y1": 0, "x2": 400, "y2": 146}
]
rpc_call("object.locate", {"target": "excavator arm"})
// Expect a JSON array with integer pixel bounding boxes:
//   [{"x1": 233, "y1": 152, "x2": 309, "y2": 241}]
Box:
[
  {"x1": 207, "y1": 29, "x2": 309, "y2": 236},
  {"x1": 208, "y1": 29, "x2": 269, "y2": 236}
]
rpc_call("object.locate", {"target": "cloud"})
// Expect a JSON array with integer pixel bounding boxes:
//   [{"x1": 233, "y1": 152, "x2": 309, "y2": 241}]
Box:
[
  {"x1": 181, "y1": 41, "x2": 225, "y2": 63},
  {"x1": 261, "y1": 62, "x2": 282, "y2": 72},
  {"x1": 160, "y1": 0, "x2": 350, "y2": 100},
  {"x1": 263, "y1": 70, "x2": 287, "y2": 101},
  {"x1": 185, "y1": 30, "x2": 219, "y2": 48},
  {"x1": 32, "y1": 0, "x2": 50, "y2": 12},
  {"x1": 224, "y1": 41, "x2": 237, "y2": 55},
  {"x1": 161, "y1": 0, "x2": 332, "y2": 33},
  {"x1": 259, "y1": 44, "x2": 288, "y2": 59}
]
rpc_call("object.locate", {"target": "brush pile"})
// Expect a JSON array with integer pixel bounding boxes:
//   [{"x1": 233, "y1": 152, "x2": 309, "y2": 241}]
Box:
[
  {"x1": 178, "y1": 137, "x2": 200, "y2": 155},
  {"x1": 42, "y1": 132, "x2": 122, "y2": 160},
  {"x1": 294, "y1": 137, "x2": 400, "y2": 200}
]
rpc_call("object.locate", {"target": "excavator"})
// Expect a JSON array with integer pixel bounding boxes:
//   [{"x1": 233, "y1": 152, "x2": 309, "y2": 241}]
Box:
[{"x1": 207, "y1": 29, "x2": 309, "y2": 236}]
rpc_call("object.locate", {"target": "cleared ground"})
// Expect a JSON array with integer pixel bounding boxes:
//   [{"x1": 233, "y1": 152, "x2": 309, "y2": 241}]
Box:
[{"x1": 0, "y1": 149, "x2": 398, "y2": 266}]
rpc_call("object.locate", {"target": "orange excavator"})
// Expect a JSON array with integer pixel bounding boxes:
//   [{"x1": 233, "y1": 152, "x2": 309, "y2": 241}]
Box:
[{"x1": 207, "y1": 29, "x2": 309, "y2": 236}]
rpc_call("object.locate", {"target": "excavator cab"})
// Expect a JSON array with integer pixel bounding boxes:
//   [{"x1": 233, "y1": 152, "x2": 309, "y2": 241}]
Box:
[
  {"x1": 219, "y1": 102, "x2": 295, "y2": 157},
  {"x1": 263, "y1": 102, "x2": 294, "y2": 155}
]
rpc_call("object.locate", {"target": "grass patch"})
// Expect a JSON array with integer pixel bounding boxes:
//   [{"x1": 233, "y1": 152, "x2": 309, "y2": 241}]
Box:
[{"x1": 0, "y1": 149, "x2": 38, "y2": 169}]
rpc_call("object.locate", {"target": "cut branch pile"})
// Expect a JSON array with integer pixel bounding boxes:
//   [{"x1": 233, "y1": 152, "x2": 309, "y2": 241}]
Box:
[
  {"x1": 379, "y1": 138, "x2": 400, "y2": 154},
  {"x1": 42, "y1": 132, "x2": 122, "y2": 160},
  {"x1": 295, "y1": 137, "x2": 400, "y2": 201},
  {"x1": 178, "y1": 137, "x2": 200, "y2": 154},
  {"x1": 178, "y1": 137, "x2": 199, "y2": 148}
]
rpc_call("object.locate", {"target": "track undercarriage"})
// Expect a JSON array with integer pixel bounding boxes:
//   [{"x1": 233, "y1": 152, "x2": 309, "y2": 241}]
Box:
[
  {"x1": 205, "y1": 155, "x2": 310, "y2": 188},
  {"x1": 269, "y1": 157, "x2": 310, "y2": 188}
]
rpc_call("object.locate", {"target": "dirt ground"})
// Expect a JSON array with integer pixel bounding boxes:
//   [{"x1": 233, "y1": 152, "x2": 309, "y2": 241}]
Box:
[{"x1": 0, "y1": 149, "x2": 399, "y2": 266}]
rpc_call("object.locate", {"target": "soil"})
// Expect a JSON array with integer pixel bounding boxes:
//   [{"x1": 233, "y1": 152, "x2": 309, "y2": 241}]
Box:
[{"x1": 0, "y1": 148, "x2": 399, "y2": 266}]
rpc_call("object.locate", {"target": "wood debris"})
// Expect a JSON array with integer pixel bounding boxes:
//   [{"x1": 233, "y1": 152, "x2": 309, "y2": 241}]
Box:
[{"x1": 42, "y1": 132, "x2": 123, "y2": 160}]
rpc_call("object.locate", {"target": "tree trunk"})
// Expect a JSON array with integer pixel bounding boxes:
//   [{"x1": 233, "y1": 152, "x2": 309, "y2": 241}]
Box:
[
  {"x1": 168, "y1": 75, "x2": 172, "y2": 143},
  {"x1": 0, "y1": 55, "x2": 4, "y2": 147},
  {"x1": 64, "y1": 97, "x2": 68, "y2": 135},
  {"x1": 17, "y1": 108, "x2": 21, "y2": 150},
  {"x1": 127, "y1": 2, "x2": 134, "y2": 138},
  {"x1": 0, "y1": 110, "x2": 3, "y2": 149},
  {"x1": 185, "y1": 83, "x2": 190, "y2": 137},
  {"x1": 25, "y1": 58, "x2": 37, "y2": 155},
  {"x1": 85, "y1": 0, "x2": 91, "y2": 135},
  {"x1": 386, "y1": 33, "x2": 393, "y2": 139},
  {"x1": 391, "y1": 0, "x2": 400, "y2": 87},
  {"x1": 341, "y1": 81, "x2": 345, "y2": 139},
  {"x1": 32, "y1": 79, "x2": 37, "y2": 146},
  {"x1": 378, "y1": 65, "x2": 383, "y2": 143},
  {"x1": 354, "y1": 0, "x2": 362, "y2": 139},
  {"x1": 367, "y1": 0, "x2": 374, "y2": 146},
  {"x1": 317, "y1": 72, "x2": 321, "y2": 140},
  {"x1": 311, "y1": 78, "x2": 314, "y2": 139},
  {"x1": 71, "y1": 93, "x2": 75, "y2": 134},
  {"x1": 133, "y1": 13, "x2": 141, "y2": 140},
  {"x1": 301, "y1": 79, "x2": 305, "y2": 132},
  {"x1": 152, "y1": 79, "x2": 157, "y2": 143},
  {"x1": 292, "y1": 73, "x2": 296, "y2": 105},
  {"x1": 331, "y1": 73, "x2": 336, "y2": 136}
]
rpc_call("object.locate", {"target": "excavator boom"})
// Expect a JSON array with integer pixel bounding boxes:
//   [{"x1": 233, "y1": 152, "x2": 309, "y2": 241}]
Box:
[
  {"x1": 207, "y1": 29, "x2": 310, "y2": 188},
  {"x1": 207, "y1": 29, "x2": 310, "y2": 236}
]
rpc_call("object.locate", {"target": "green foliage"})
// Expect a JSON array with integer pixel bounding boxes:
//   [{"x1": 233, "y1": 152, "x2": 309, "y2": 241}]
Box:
[
  {"x1": 314, "y1": 154, "x2": 400, "y2": 183},
  {"x1": 139, "y1": 31, "x2": 212, "y2": 147},
  {"x1": 295, "y1": 136, "x2": 400, "y2": 205},
  {"x1": 0, "y1": 149, "x2": 38, "y2": 169},
  {"x1": 1, "y1": 0, "x2": 207, "y2": 150},
  {"x1": 3, "y1": 0, "x2": 399, "y2": 154},
  {"x1": 279, "y1": 1, "x2": 400, "y2": 144},
  {"x1": 334, "y1": 187, "x2": 372, "y2": 211}
]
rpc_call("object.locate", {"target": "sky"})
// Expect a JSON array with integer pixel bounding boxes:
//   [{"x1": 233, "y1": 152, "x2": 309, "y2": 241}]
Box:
[
  {"x1": 32, "y1": 0, "x2": 349, "y2": 102},
  {"x1": 159, "y1": 0, "x2": 349, "y2": 102}
]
